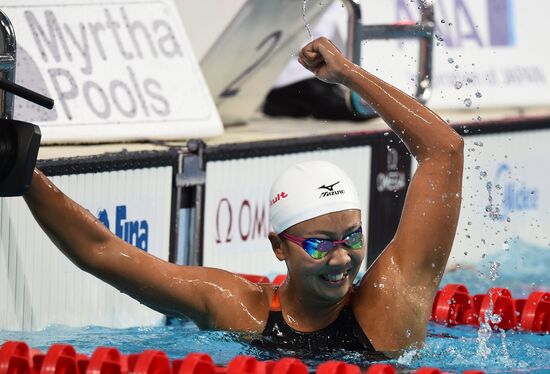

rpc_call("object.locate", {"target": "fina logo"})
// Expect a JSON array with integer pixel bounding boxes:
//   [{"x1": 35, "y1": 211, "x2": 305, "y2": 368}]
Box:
[
  {"x1": 493, "y1": 163, "x2": 538, "y2": 221},
  {"x1": 97, "y1": 205, "x2": 149, "y2": 251}
]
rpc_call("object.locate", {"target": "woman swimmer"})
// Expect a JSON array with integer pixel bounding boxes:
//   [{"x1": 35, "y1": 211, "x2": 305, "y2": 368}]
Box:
[{"x1": 22, "y1": 37, "x2": 463, "y2": 356}]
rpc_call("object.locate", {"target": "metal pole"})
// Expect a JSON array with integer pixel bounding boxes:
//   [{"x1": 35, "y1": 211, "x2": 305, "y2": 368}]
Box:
[
  {"x1": 0, "y1": 10, "x2": 16, "y2": 120},
  {"x1": 341, "y1": 0, "x2": 362, "y2": 63}
]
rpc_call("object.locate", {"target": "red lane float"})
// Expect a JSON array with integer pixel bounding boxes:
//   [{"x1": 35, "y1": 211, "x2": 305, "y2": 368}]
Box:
[
  {"x1": 40, "y1": 344, "x2": 79, "y2": 374},
  {"x1": 173, "y1": 353, "x2": 214, "y2": 374},
  {"x1": 316, "y1": 361, "x2": 361, "y2": 374},
  {"x1": 476, "y1": 288, "x2": 517, "y2": 330},
  {"x1": 431, "y1": 284, "x2": 549, "y2": 332},
  {"x1": 364, "y1": 364, "x2": 395, "y2": 374},
  {"x1": 127, "y1": 350, "x2": 171, "y2": 374},
  {"x1": 519, "y1": 292, "x2": 550, "y2": 332},
  {"x1": 432, "y1": 284, "x2": 477, "y2": 326},
  {"x1": 0, "y1": 341, "x2": 31, "y2": 374},
  {"x1": 1, "y1": 341, "x2": 490, "y2": 374},
  {"x1": 84, "y1": 347, "x2": 125, "y2": 374}
]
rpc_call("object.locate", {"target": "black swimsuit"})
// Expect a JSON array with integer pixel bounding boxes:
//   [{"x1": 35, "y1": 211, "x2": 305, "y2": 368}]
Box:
[{"x1": 259, "y1": 288, "x2": 385, "y2": 358}]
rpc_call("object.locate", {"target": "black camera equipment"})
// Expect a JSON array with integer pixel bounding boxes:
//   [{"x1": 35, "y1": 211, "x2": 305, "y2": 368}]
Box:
[{"x1": 1, "y1": 9, "x2": 55, "y2": 197}]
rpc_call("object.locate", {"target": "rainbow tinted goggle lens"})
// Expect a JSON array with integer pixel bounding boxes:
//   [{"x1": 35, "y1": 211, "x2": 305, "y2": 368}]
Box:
[{"x1": 279, "y1": 227, "x2": 363, "y2": 259}]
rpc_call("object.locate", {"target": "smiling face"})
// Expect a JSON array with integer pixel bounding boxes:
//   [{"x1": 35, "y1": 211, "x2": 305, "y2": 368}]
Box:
[{"x1": 269, "y1": 209, "x2": 365, "y2": 303}]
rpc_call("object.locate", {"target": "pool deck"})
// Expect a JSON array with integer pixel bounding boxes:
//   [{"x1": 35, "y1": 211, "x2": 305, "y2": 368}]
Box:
[{"x1": 37, "y1": 106, "x2": 550, "y2": 161}]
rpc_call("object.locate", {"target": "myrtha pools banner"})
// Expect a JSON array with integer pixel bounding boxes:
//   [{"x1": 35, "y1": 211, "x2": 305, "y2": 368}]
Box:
[{"x1": 2, "y1": 0, "x2": 223, "y2": 143}]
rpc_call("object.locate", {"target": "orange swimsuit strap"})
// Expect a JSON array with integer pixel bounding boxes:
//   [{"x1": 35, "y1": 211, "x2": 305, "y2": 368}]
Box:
[
  {"x1": 270, "y1": 287, "x2": 352, "y2": 312},
  {"x1": 270, "y1": 288, "x2": 282, "y2": 311}
]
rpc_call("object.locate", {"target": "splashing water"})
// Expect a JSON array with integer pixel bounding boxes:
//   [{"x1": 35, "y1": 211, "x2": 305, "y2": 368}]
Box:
[
  {"x1": 485, "y1": 181, "x2": 503, "y2": 221},
  {"x1": 302, "y1": 0, "x2": 313, "y2": 40},
  {"x1": 476, "y1": 262, "x2": 502, "y2": 360}
]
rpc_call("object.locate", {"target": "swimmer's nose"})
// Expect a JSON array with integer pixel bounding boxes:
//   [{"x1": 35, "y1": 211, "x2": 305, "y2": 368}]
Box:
[{"x1": 326, "y1": 246, "x2": 351, "y2": 266}]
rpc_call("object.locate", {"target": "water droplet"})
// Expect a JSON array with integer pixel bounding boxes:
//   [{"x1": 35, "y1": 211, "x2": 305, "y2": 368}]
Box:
[
  {"x1": 490, "y1": 314, "x2": 502, "y2": 324},
  {"x1": 464, "y1": 98, "x2": 472, "y2": 107},
  {"x1": 466, "y1": 77, "x2": 474, "y2": 83},
  {"x1": 448, "y1": 57, "x2": 454, "y2": 64},
  {"x1": 474, "y1": 141, "x2": 484, "y2": 147},
  {"x1": 383, "y1": 131, "x2": 389, "y2": 136},
  {"x1": 440, "y1": 19, "x2": 445, "y2": 23},
  {"x1": 475, "y1": 91, "x2": 483, "y2": 98},
  {"x1": 454, "y1": 81, "x2": 463, "y2": 89}
]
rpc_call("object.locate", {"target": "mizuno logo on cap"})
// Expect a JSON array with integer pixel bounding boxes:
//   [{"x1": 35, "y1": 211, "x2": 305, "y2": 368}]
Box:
[
  {"x1": 318, "y1": 181, "x2": 340, "y2": 192},
  {"x1": 318, "y1": 181, "x2": 345, "y2": 198}
]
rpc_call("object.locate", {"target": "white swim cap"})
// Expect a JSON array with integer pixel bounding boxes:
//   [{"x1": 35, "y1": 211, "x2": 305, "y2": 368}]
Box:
[{"x1": 269, "y1": 160, "x2": 361, "y2": 233}]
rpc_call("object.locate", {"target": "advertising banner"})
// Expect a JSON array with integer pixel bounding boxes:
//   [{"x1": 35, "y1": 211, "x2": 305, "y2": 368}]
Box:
[
  {"x1": 360, "y1": 0, "x2": 550, "y2": 109},
  {"x1": 203, "y1": 147, "x2": 371, "y2": 277},
  {"x1": 448, "y1": 130, "x2": 550, "y2": 268},
  {"x1": 0, "y1": 166, "x2": 172, "y2": 331},
  {"x1": 2, "y1": 0, "x2": 223, "y2": 143}
]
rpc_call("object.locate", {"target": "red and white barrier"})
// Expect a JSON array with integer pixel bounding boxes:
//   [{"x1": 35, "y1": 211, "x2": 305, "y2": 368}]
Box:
[{"x1": 0, "y1": 341, "x2": 483, "y2": 374}]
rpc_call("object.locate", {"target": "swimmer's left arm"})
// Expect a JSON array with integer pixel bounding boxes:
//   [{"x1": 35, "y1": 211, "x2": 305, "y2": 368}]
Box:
[
  {"x1": 299, "y1": 37, "x2": 464, "y2": 350},
  {"x1": 299, "y1": 37, "x2": 464, "y2": 284}
]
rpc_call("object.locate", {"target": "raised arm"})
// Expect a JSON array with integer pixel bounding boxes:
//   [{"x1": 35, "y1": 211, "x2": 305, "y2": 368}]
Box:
[
  {"x1": 299, "y1": 38, "x2": 464, "y2": 350},
  {"x1": 23, "y1": 170, "x2": 270, "y2": 330}
]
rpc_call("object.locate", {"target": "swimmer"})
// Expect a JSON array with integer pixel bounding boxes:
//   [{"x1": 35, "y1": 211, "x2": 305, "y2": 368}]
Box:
[{"x1": 21, "y1": 37, "x2": 463, "y2": 356}]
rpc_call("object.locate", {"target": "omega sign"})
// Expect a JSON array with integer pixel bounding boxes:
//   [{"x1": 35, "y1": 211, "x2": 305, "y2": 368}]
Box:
[
  {"x1": 215, "y1": 198, "x2": 270, "y2": 244},
  {"x1": 376, "y1": 147, "x2": 406, "y2": 192}
]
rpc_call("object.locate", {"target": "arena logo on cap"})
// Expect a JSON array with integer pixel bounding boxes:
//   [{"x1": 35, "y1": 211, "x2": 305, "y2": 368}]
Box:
[{"x1": 318, "y1": 181, "x2": 345, "y2": 198}]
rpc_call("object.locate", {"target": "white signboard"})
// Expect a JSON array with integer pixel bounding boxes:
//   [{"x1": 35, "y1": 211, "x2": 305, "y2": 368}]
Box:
[
  {"x1": 0, "y1": 166, "x2": 173, "y2": 331},
  {"x1": 203, "y1": 147, "x2": 371, "y2": 277},
  {"x1": 2, "y1": 0, "x2": 223, "y2": 143},
  {"x1": 448, "y1": 130, "x2": 550, "y2": 268},
  {"x1": 360, "y1": 0, "x2": 550, "y2": 109}
]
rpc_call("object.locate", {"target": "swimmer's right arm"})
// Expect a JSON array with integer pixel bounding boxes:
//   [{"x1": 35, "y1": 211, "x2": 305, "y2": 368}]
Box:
[{"x1": 23, "y1": 170, "x2": 270, "y2": 330}]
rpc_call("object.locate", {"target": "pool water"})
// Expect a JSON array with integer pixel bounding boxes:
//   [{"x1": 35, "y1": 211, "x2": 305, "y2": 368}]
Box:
[{"x1": 2, "y1": 239, "x2": 549, "y2": 373}]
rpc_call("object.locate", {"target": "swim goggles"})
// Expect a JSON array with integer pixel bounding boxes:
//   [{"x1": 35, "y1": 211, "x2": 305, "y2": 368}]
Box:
[{"x1": 279, "y1": 227, "x2": 363, "y2": 259}]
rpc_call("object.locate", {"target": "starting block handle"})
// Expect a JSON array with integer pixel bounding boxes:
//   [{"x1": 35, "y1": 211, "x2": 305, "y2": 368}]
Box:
[
  {"x1": 342, "y1": 0, "x2": 435, "y2": 117},
  {"x1": 0, "y1": 9, "x2": 16, "y2": 120}
]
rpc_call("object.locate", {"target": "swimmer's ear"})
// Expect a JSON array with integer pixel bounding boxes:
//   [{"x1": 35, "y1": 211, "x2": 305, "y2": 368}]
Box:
[{"x1": 268, "y1": 232, "x2": 286, "y2": 261}]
